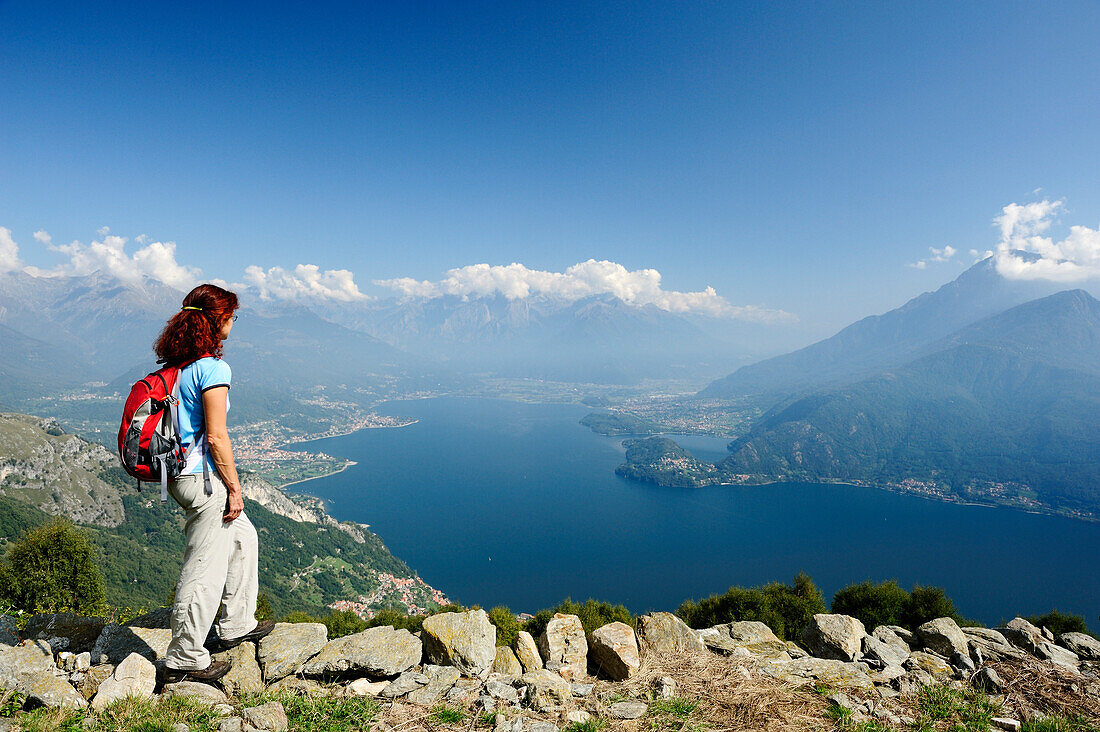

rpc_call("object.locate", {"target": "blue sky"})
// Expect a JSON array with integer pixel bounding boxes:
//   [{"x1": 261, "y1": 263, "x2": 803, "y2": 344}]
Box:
[{"x1": 2, "y1": 1, "x2": 1099, "y2": 336}]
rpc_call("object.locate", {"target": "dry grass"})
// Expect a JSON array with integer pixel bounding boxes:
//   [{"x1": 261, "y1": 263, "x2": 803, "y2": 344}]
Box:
[{"x1": 992, "y1": 659, "x2": 1100, "y2": 724}]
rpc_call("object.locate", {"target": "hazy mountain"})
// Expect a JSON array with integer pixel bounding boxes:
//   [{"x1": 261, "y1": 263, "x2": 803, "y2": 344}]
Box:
[
  {"x1": 700, "y1": 253, "x2": 1067, "y2": 399},
  {"x1": 717, "y1": 290, "x2": 1100, "y2": 514}
]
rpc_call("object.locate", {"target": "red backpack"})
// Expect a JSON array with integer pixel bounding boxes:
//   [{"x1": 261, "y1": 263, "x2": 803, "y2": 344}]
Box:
[{"x1": 118, "y1": 358, "x2": 213, "y2": 503}]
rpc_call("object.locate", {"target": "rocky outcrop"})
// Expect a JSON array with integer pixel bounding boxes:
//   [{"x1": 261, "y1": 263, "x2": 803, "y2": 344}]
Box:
[
  {"x1": 589, "y1": 622, "x2": 640, "y2": 681},
  {"x1": 301, "y1": 626, "x2": 421, "y2": 678},
  {"x1": 257, "y1": 622, "x2": 328, "y2": 682},
  {"x1": 538, "y1": 614, "x2": 588, "y2": 681},
  {"x1": 422, "y1": 610, "x2": 497, "y2": 677},
  {"x1": 522, "y1": 669, "x2": 572, "y2": 712},
  {"x1": 998, "y1": 618, "x2": 1080, "y2": 673},
  {"x1": 1059, "y1": 632, "x2": 1100, "y2": 662},
  {"x1": 801, "y1": 614, "x2": 866, "y2": 662},
  {"x1": 699, "y1": 621, "x2": 789, "y2": 659},
  {"x1": 637, "y1": 612, "x2": 704, "y2": 655},
  {"x1": 91, "y1": 652, "x2": 155, "y2": 711},
  {"x1": 407, "y1": 665, "x2": 462, "y2": 706},
  {"x1": 916, "y1": 618, "x2": 969, "y2": 659},
  {"x1": 214, "y1": 642, "x2": 264, "y2": 696}
]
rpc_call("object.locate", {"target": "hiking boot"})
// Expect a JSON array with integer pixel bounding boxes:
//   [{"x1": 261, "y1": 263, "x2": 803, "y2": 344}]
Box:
[
  {"x1": 162, "y1": 659, "x2": 231, "y2": 684},
  {"x1": 206, "y1": 619, "x2": 276, "y2": 653}
]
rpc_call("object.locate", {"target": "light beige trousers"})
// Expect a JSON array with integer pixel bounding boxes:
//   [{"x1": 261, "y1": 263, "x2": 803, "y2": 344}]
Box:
[{"x1": 165, "y1": 471, "x2": 259, "y2": 671}]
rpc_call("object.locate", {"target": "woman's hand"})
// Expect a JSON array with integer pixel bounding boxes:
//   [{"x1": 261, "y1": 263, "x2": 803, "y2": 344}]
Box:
[{"x1": 224, "y1": 489, "x2": 244, "y2": 522}]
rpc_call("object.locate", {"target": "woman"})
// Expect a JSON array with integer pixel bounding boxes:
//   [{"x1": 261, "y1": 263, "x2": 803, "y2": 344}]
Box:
[{"x1": 153, "y1": 283, "x2": 273, "y2": 683}]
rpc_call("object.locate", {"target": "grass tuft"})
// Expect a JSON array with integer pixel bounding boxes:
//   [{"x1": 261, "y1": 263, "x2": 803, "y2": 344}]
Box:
[
  {"x1": 563, "y1": 720, "x2": 607, "y2": 732},
  {"x1": 431, "y1": 705, "x2": 467, "y2": 724}
]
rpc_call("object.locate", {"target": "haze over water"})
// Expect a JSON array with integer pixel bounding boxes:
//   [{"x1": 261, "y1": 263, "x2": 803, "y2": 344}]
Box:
[{"x1": 295, "y1": 397, "x2": 1100, "y2": 632}]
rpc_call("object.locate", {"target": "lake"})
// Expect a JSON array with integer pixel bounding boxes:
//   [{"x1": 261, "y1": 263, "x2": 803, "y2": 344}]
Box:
[{"x1": 294, "y1": 397, "x2": 1100, "y2": 632}]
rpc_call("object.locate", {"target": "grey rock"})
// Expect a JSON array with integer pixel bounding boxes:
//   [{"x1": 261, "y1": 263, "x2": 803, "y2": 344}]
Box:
[
  {"x1": 0, "y1": 639, "x2": 87, "y2": 709},
  {"x1": 963, "y1": 628, "x2": 1023, "y2": 662},
  {"x1": 161, "y1": 681, "x2": 228, "y2": 705},
  {"x1": 171, "y1": 723, "x2": 190, "y2": 732},
  {"x1": 301, "y1": 625, "x2": 421, "y2": 678},
  {"x1": 91, "y1": 624, "x2": 172, "y2": 664},
  {"x1": 0, "y1": 616, "x2": 18, "y2": 647},
  {"x1": 343, "y1": 679, "x2": 389, "y2": 697},
  {"x1": 214, "y1": 641, "x2": 263, "y2": 696},
  {"x1": 381, "y1": 670, "x2": 430, "y2": 698},
  {"x1": 217, "y1": 719, "x2": 243, "y2": 732},
  {"x1": 92, "y1": 652, "x2": 156, "y2": 711},
  {"x1": 973, "y1": 667, "x2": 1004, "y2": 694},
  {"x1": 917, "y1": 618, "x2": 970, "y2": 659},
  {"x1": 257, "y1": 622, "x2": 328, "y2": 683},
  {"x1": 951, "y1": 651, "x2": 976, "y2": 674},
  {"x1": 494, "y1": 714, "x2": 525, "y2": 732},
  {"x1": 870, "y1": 664, "x2": 907, "y2": 685},
  {"x1": 785, "y1": 641, "x2": 809, "y2": 659},
  {"x1": 699, "y1": 622, "x2": 789, "y2": 659},
  {"x1": 213, "y1": 703, "x2": 235, "y2": 716},
  {"x1": 529, "y1": 723, "x2": 558, "y2": 732},
  {"x1": 1060, "y1": 632, "x2": 1100, "y2": 662},
  {"x1": 885, "y1": 626, "x2": 915, "y2": 646},
  {"x1": 486, "y1": 679, "x2": 520, "y2": 702},
  {"x1": 589, "y1": 622, "x2": 640, "y2": 681},
  {"x1": 125, "y1": 607, "x2": 172, "y2": 629},
  {"x1": 493, "y1": 646, "x2": 524, "y2": 676},
  {"x1": 407, "y1": 665, "x2": 461, "y2": 706},
  {"x1": 15, "y1": 671, "x2": 89, "y2": 710},
  {"x1": 570, "y1": 683, "x2": 593, "y2": 697},
  {"x1": 539, "y1": 614, "x2": 588, "y2": 681},
  {"x1": 265, "y1": 677, "x2": 330, "y2": 695},
  {"x1": 610, "y1": 700, "x2": 648, "y2": 719},
  {"x1": 801, "y1": 614, "x2": 866, "y2": 662},
  {"x1": 862, "y1": 635, "x2": 909, "y2": 667},
  {"x1": 79, "y1": 663, "x2": 114, "y2": 700},
  {"x1": 242, "y1": 701, "x2": 289, "y2": 732},
  {"x1": 759, "y1": 657, "x2": 875, "y2": 690},
  {"x1": 522, "y1": 669, "x2": 572, "y2": 712},
  {"x1": 999, "y1": 618, "x2": 1079, "y2": 672},
  {"x1": 513, "y1": 631, "x2": 542, "y2": 673},
  {"x1": 477, "y1": 694, "x2": 496, "y2": 712},
  {"x1": 422, "y1": 610, "x2": 497, "y2": 677},
  {"x1": 991, "y1": 718, "x2": 1022, "y2": 732},
  {"x1": 905, "y1": 651, "x2": 954, "y2": 681},
  {"x1": 636, "y1": 612, "x2": 704, "y2": 656},
  {"x1": 654, "y1": 675, "x2": 677, "y2": 699},
  {"x1": 25, "y1": 613, "x2": 105, "y2": 654},
  {"x1": 872, "y1": 626, "x2": 911, "y2": 652},
  {"x1": 566, "y1": 710, "x2": 591, "y2": 724}
]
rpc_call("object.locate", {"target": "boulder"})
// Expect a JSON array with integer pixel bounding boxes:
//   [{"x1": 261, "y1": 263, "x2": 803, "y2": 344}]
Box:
[
  {"x1": 381, "y1": 671, "x2": 430, "y2": 698},
  {"x1": 570, "y1": 682, "x2": 593, "y2": 697},
  {"x1": 446, "y1": 677, "x2": 482, "y2": 703},
  {"x1": 529, "y1": 723, "x2": 558, "y2": 732},
  {"x1": 962, "y1": 628, "x2": 1022, "y2": 662},
  {"x1": 698, "y1": 622, "x2": 789, "y2": 659},
  {"x1": 91, "y1": 652, "x2": 156, "y2": 711},
  {"x1": 610, "y1": 701, "x2": 648, "y2": 720},
  {"x1": 1059, "y1": 632, "x2": 1100, "y2": 662},
  {"x1": 13, "y1": 671, "x2": 88, "y2": 710},
  {"x1": 905, "y1": 651, "x2": 954, "y2": 681},
  {"x1": 241, "y1": 701, "x2": 289, "y2": 732},
  {"x1": 972, "y1": 667, "x2": 1004, "y2": 694},
  {"x1": 522, "y1": 669, "x2": 572, "y2": 712},
  {"x1": 301, "y1": 625, "x2": 422, "y2": 678},
  {"x1": 566, "y1": 710, "x2": 591, "y2": 724},
  {"x1": 636, "y1": 612, "x2": 704, "y2": 655},
  {"x1": 407, "y1": 665, "x2": 462, "y2": 706},
  {"x1": 0, "y1": 616, "x2": 18, "y2": 647},
  {"x1": 257, "y1": 623, "x2": 328, "y2": 682},
  {"x1": 951, "y1": 651, "x2": 976, "y2": 674},
  {"x1": 872, "y1": 626, "x2": 911, "y2": 652},
  {"x1": 654, "y1": 676, "x2": 677, "y2": 699},
  {"x1": 916, "y1": 618, "x2": 969, "y2": 659},
  {"x1": 862, "y1": 635, "x2": 908, "y2": 667},
  {"x1": 161, "y1": 681, "x2": 229, "y2": 705},
  {"x1": 214, "y1": 641, "x2": 263, "y2": 696},
  {"x1": 999, "y1": 618, "x2": 1080, "y2": 672},
  {"x1": 0, "y1": 640, "x2": 56, "y2": 678},
  {"x1": 79, "y1": 664, "x2": 115, "y2": 700},
  {"x1": 25, "y1": 614, "x2": 106, "y2": 655},
  {"x1": 493, "y1": 646, "x2": 524, "y2": 676},
  {"x1": 485, "y1": 678, "x2": 519, "y2": 703},
  {"x1": 538, "y1": 614, "x2": 587, "y2": 681},
  {"x1": 589, "y1": 622, "x2": 640, "y2": 681},
  {"x1": 218, "y1": 719, "x2": 243, "y2": 732},
  {"x1": 800, "y1": 614, "x2": 866, "y2": 662},
  {"x1": 885, "y1": 626, "x2": 915, "y2": 646},
  {"x1": 513, "y1": 631, "x2": 542, "y2": 673},
  {"x1": 342, "y1": 679, "x2": 389, "y2": 697},
  {"x1": 91, "y1": 624, "x2": 172, "y2": 664},
  {"x1": 265, "y1": 677, "x2": 329, "y2": 696},
  {"x1": 759, "y1": 657, "x2": 874, "y2": 690},
  {"x1": 125, "y1": 607, "x2": 172, "y2": 629},
  {"x1": 0, "y1": 639, "x2": 88, "y2": 709},
  {"x1": 422, "y1": 610, "x2": 497, "y2": 677}
]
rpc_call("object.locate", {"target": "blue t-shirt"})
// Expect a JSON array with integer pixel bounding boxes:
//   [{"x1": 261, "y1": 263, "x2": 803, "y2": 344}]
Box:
[{"x1": 176, "y1": 357, "x2": 231, "y2": 475}]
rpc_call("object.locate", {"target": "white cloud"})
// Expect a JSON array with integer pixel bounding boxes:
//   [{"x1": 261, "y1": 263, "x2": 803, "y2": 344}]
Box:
[
  {"x1": 992, "y1": 199, "x2": 1100, "y2": 281},
  {"x1": 375, "y1": 259, "x2": 795, "y2": 322},
  {"x1": 243, "y1": 264, "x2": 369, "y2": 303},
  {"x1": 908, "y1": 245, "x2": 957, "y2": 269},
  {"x1": 26, "y1": 228, "x2": 201, "y2": 290},
  {"x1": 0, "y1": 227, "x2": 24, "y2": 273}
]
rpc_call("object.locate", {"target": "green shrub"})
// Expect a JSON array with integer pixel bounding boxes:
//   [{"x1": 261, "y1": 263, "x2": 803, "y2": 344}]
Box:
[
  {"x1": 675, "y1": 572, "x2": 826, "y2": 641},
  {"x1": 323, "y1": 609, "x2": 367, "y2": 639},
  {"x1": 525, "y1": 598, "x2": 634, "y2": 639},
  {"x1": 831, "y1": 580, "x2": 909, "y2": 629},
  {"x1": 901, "y1": 585, "x2": 962, "y2": 630},
  {"x1": 0, "y1": 520, "x2": 106, "y2": 615},
  {"x1": 1025, "y1": 610, "x2": 1092, "y2": 639},
  {"x1": 487, "y1": 605, "x2": 522, "y2": 647}
]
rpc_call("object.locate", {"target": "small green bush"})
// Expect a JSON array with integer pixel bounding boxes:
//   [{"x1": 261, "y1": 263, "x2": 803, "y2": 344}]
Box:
[
  {"x1": 830, "y1": 580, "x2": 909, "y2": 629},
  {"x1": 0, "y1": 519, "x2": 106, "y2": 615},
  {"x1": 323, "y1": 609, "x2": 367, "y2": 639},
  {"x1": 487, "y1": 605, "x2": 522, "y2": 646},
  {"x1": 675, "y1": 572, "x2": 826, "y2": 641},
  {"x1": 431, "y1": 705, "x2": 466, "y2": 724},
  {"x1": 902, "y1": 585, "x2": 961, "y2": 630},
  {"x1": 525, "y1": 598, "x2": 634, "y2": 639},
  {"x1": 1025, "y1": 610, "x2": 1092, "y2": 639}
]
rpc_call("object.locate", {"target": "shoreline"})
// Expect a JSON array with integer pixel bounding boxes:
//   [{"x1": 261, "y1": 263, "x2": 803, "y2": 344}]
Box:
[
  {"x1": 269, "y1": 416, "x2": 419, "y2": 490},
  {"x1": 278, "y1": 459, "x2": 358, "y2": 490}
]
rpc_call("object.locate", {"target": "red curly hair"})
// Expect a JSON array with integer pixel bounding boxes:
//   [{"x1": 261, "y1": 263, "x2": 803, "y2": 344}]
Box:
[{"x1": 154, "y1": 284, "x2": 240, "y2": 365}]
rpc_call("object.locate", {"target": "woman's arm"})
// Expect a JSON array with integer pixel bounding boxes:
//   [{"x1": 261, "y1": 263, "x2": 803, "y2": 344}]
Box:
[{"x1": 202, "y1": 386, "x2": 243, "y2": 522}]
